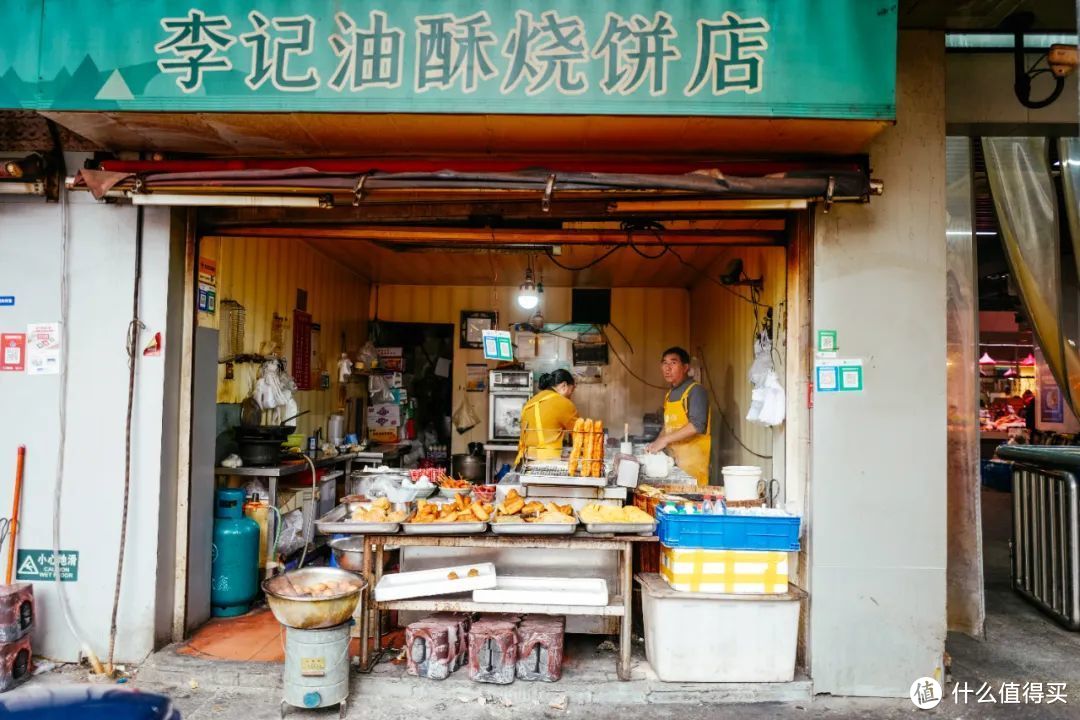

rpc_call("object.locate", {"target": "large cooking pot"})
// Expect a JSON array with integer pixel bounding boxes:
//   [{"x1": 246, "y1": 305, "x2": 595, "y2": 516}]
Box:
[
  {"x1": 262, "y1": 567, "x2": 365, "y2": 629},
  {"x1": 451, "y1": 453, "x2": 485, "y2": 482},
  {"x1": 236, "y1": 424, "x2": 296, "y2": 467}
]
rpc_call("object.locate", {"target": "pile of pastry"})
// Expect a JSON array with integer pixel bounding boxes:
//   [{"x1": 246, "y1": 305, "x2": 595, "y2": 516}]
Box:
[{"x1": 494, "y1": 488, "x2": 575, "y2": 524}]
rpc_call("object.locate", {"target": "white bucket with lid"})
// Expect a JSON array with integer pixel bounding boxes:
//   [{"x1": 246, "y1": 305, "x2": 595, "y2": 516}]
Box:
[{"x1": 722, "y1": 466, "x2": 763, "y2": 502}]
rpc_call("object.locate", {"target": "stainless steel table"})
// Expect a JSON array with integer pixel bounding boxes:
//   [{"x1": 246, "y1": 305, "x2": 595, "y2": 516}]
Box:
[{"x1": 215, "y1": 452, "x2": 358, "y2": 511}]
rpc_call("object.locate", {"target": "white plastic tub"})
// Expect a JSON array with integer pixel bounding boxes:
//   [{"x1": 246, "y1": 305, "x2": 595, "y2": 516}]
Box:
[
  {"x1": 722, "y1": 465, "x2": 763, "y2": 502},
  {"x1": 637, "y1": 572, "x2": 803, "y2": 683}
]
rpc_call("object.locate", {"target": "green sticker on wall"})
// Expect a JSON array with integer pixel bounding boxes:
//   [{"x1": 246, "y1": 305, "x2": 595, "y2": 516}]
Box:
[{"x1": 817, "y1": 330, "x2": 838, "y2": 353}]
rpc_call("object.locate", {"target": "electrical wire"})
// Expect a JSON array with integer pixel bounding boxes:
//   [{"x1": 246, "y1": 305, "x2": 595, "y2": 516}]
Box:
[
  {"x1": 108, "y1": 206, "x2": 144, "y2": 673},
  {"x1": 622, "y1": 220, "x2": 669, "y2": 260},
  {"x1": 599, "y1": 327, "x2": 667, "y2": 390},
  {"x1": 297, "y1": 453, "x2": 317, "y2": 569},
  {"x1": 52, "y1": 186, "x2": 106, "y2": 674},
  {"x1": 697, "y1": 345, "x2": 773, "y2": 460},
  {"x1": 544, "y1": 244, "x2": 623, "y2": 271}
]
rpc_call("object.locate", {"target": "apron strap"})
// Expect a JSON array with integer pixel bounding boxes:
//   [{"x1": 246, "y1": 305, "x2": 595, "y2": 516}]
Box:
[{"x1": 515, "y1": 393, "x2": 553, "y2": 467}]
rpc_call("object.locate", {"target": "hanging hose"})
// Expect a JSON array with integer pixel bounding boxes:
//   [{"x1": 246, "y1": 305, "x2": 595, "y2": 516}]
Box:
[
  {"x1": 106, "y1": 206, "x2": 144, "y2": 673},
  {"x1": 51, "y1": 186, "x2": 105, "y2": 674},
  {"x1": 297, "y1": 453, "x2": 317, "y2": 569}
]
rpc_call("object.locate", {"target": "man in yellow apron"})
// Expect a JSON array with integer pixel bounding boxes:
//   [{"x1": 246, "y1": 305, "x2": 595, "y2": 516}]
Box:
[
  {"x1": 646, "y1": 347, "x2": 711, "y2": 485},
  {"x1": 515, "y1": 369, "x2": 579, "y2": 467}
]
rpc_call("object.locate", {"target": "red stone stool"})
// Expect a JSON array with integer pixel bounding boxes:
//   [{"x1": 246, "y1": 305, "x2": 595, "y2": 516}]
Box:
[
  {"x1": 427, "y1": 613, "x2": 470, "y2": 671},
  {"x1": 468, "y1": 620, "x2": 518, "y2": 684},
  {"x1": 0, "y1": 584, "x2": 33, "y2": 643},
  {"x1": 405, "y1": 620, "x2": 453, "y2": 680},
  {"x1": 0, "y1": 635, "x2": 31, "y2": 693},
  {"x1": 517, "y1": 616, "x2": 565, "y2": 682}
]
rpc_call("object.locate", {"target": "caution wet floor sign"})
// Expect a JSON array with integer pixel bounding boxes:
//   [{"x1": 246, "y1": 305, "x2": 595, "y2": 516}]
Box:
[{"x1": 16, "y1": 549, "x2": 79, "y2": 581}]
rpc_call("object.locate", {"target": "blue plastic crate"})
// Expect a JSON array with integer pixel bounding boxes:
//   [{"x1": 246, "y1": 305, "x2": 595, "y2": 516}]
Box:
[
  {"x1": 981, "y1": 460, "x2": 1012, "y2": 493},
  {"x1": 657, "y1": 509, "x2": 801, "y2": 551}
]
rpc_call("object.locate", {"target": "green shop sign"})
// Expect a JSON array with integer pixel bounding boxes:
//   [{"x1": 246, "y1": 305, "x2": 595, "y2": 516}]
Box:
[{"x1": 0, "y1": 1, "x2": 896, "y2": 118}]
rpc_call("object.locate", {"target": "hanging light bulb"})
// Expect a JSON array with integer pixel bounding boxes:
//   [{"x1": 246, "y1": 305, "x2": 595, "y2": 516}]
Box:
[{"x1": 517, "y1": 267, "x2": 539, "y2": 310}]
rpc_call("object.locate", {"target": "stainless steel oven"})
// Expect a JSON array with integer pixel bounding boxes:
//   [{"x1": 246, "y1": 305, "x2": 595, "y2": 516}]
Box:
[{"x1": 488, "y1": 370, "x2": 532, "y2": 441}]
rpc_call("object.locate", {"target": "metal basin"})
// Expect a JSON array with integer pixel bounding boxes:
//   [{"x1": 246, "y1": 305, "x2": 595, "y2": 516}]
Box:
[
  {"x1": 262, "y1": 567, "x2": 365, "y2": 629},
  {"x1": 329, "y1": 536, "x2": 368, "y2": 573}
]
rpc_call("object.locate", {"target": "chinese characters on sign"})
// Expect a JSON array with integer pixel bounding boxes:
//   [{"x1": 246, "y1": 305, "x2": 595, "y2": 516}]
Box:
[
  {"x1": 16, "y1": 549, "x2": 80, "y2": 582},
  {"x1": 952, "y1": 681, "x2": 1068, "y2": 706},
  {"x1": 154, "y1": 7, "x2": 770, "y2": 97}
]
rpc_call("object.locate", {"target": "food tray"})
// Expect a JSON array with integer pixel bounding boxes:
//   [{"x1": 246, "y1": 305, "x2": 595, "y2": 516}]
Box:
[
  {"x1": 520, "y1": 473, "x2": 607, "y2": 488},
  {"x1": 582, "y1": 519, "x2": 657, "y2": 536},
  {"x1": 374, "y1": 562, "x2": 497, "y2": 601},
  {"x1": 401, "y1": 521, "x2": 488, "y2": 535},
  {"x1": 490, "y1": 519, "x2": 579, "y2": 535},
  {"x1": 473, "y1": 576, "x2": 608, "y2": 606},
  {"x1": 315, "y1": 504, "x2": 401, "y2": 535}
]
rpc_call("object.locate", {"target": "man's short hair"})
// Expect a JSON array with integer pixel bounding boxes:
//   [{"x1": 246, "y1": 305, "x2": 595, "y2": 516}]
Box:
[{"x1": 662, "y1": 347, "x2": 690, "y2": 364}]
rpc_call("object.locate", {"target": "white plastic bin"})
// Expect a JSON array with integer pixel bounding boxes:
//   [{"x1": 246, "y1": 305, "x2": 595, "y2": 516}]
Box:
[{"x1": 637, "y1": 572, "x2": 803, "y2": 682}]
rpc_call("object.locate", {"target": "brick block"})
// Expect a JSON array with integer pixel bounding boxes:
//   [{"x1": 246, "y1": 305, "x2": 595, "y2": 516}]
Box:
[
  {"x1": 0, "y1": 635, "x2": 32, "y2": 693},
  {"x1": 0, "y1": 584, "x2": 33, "y2": 643}
]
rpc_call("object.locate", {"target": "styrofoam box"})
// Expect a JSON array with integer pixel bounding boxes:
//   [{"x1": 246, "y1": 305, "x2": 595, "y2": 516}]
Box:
[
  {"x1": 637, "y1": 572, "x2": 800, "y2": 683},
  {"x1": 473, "y1": 577, "x2": 608, "y2": 607},
  {"x1": 375, "y1": 563, "x2": 497, "y2": 601}
]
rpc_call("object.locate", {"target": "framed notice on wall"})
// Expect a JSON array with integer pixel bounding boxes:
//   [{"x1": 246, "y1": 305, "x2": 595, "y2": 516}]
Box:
[{"x1": 460, "y1": 310, "x2": 497, "y2": 349}]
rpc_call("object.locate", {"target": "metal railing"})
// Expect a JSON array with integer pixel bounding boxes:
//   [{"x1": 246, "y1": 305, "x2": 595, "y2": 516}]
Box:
[{"x1": 997, "y1": 446, "x2": 1080, "y2": 630}]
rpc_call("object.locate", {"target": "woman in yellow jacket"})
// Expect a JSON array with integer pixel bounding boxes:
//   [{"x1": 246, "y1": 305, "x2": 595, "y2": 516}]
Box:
[{"x1": 515, "y1": 369, "x2": 579, "y2": 466}]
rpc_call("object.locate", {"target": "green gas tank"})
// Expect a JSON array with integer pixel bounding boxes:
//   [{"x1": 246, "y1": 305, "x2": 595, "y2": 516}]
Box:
[{"x1": 211, "y1": 488, "x2": 260, "y2": 617}]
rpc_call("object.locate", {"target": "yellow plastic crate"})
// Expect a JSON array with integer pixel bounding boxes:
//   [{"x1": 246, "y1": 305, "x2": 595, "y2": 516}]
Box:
[{"x1": 660, "y1": 546, "x2": 789, "y2": 594}]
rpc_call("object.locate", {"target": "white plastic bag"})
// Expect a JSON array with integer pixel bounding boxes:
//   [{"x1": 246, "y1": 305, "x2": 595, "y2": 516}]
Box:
[
  {"x1": 746, "y1": 387, "x2": 766, "y2": 424},
  {"x1": 748, "y1": 330, "x2": 773, "y2": 388},
  {"x1": 275, "y1": 509, "x2": 305, "y2": 556},
  {"x1": 757, "y1": 370, "x2": 786, "y2": 427}
]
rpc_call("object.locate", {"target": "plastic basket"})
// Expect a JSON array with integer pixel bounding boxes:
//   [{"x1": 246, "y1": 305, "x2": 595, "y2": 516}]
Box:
[{"x1": 657, "y1": 509, "x2": 800, "y2": 551}]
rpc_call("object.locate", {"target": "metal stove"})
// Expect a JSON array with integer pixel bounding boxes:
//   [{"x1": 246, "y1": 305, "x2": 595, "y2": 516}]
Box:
[{"x1": 281, "y1": 622, "x2": 351, "y2": 718}]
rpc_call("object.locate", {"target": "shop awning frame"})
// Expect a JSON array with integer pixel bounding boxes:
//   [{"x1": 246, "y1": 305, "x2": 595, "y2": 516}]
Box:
[{"x1": 70, "y1": 164, "x2": 878, "y2": 209}]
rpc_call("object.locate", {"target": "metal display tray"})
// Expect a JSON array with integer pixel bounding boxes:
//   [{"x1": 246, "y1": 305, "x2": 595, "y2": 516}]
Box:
[
  {"x1": 581, "y1": 520, "x2": 657, "y2": 536},
  {"x1": 315, "y1": 505, "x2": 401, "y2": 535},
  {"x1": 490, "y1": 519, "x2": 579, "y2": 535},
  {"x1": 519, "y1": 473, "x2": 607, "y2": 487},
  {"x1": 401, "y1": 521, "x2": 488, "y2": 535}
]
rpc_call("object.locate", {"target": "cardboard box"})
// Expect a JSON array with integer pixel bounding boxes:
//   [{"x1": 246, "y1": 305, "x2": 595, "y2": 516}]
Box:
[
  {"x1": 367, "y1": 403, "x2": 402, "y2": 428},
  {"x1": 368, "y1": 372, "x2": 403, "y2": 392},
  {"x1": 660, "y1": 546, "x2": 789, "y2": 594},
  {"x1": 369, "y1": 428, "x2": 402, "y2": 443},
  {"x1": 380, "y1": 357, "x2": 404, "y2": 371}
]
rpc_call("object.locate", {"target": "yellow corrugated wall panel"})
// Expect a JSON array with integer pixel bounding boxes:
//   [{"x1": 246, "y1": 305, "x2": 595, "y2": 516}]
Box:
[
  {"x1": 374, "y1": 285, "x2": 689, "y2": 453},
  {"x1": 206, "y1": 236, "x2": 370, "y2": 438},
  {"x1": 690, "y1": 248, "x2": 787, "y2": 482}
]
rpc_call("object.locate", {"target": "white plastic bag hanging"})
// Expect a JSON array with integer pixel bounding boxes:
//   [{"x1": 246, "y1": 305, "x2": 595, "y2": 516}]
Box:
[
  {"x1": 757, "y1": 370, "x2": 787, "y2": 427},
  {"x1": 748, "y1": 330, "x2": 773, "y2": 388}
]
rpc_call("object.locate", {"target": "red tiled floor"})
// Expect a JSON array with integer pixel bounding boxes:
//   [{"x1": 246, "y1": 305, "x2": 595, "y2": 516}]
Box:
[
  {"x1": 178, "y1": 608, "x2": 284, "y2": 662},
  {"x1": 178, "y1": 609, "x2": 405, "y2": 663}
]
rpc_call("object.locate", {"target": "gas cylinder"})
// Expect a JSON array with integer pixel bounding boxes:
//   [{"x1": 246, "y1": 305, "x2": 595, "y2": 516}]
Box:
[
  {"x1": 211, "y1": 488, "x2": 260, "y2": 617},
  {"x1": 243, "y1": 493, "x2": 271, "y2": 570}
]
